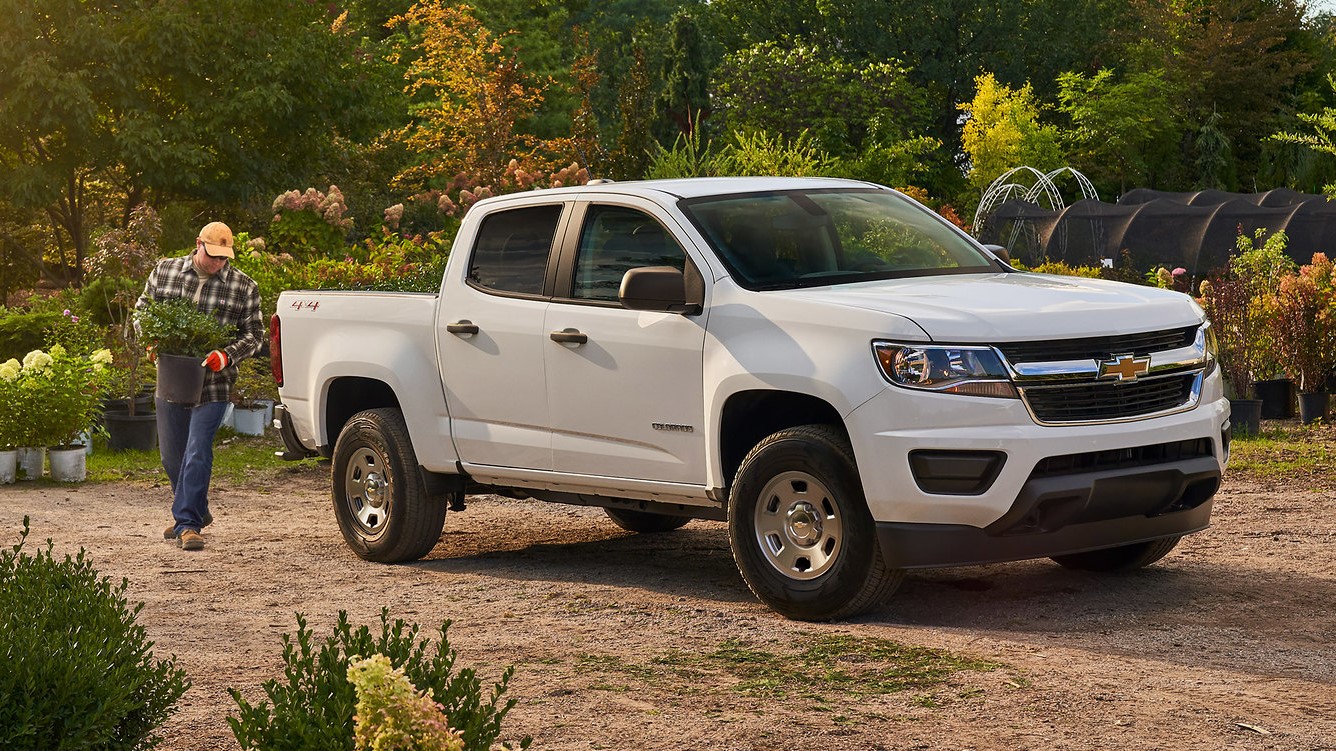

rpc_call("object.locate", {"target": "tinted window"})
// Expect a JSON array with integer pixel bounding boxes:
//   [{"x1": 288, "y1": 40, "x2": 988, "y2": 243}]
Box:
[
  {"x1": 467, "y1": 205, "x2": 562, "y2": 295},
  {"x1": 681, "y1": 189, "x2": 996, "y2": 289},
  {"x1": 571, "y1": 206, "x2": 687, "y2": 301}
]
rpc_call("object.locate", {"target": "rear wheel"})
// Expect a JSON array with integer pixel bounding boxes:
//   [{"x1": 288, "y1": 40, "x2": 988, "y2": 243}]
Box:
[
  {"x1": 728, "y1": 424, "x2": 902, "y2": 621},
  {"x1": 1049, "y1": 536, "x2": 1182, "y2": 572},
  {"x1": 604, "y1": 507, "x2": 691, "y2": 533},
  {"x1": 332, "y1": 408, "x2": 445, "y2": 562}
]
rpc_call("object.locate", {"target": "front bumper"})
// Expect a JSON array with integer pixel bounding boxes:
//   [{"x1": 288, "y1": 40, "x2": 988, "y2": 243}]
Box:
[{"x1": 875, "y1": 457, "x2": 1218, "y2": 568}]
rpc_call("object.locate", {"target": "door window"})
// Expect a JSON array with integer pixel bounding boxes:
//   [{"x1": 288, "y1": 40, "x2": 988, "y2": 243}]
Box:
[
  {"x1": 467, "y1": 205, "x2": 562, "y2": 295},
  {"x1": 571, "y1": 206, "x2": 687, "y2": 301}
]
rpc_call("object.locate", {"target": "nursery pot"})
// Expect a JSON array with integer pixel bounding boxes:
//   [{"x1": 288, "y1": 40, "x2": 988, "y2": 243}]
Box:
[
  {"x1": 1252, "y1": 378, "x2": 1295, "y2": 420},
  {"x1": 1229, "y1": 398, "x2": 1262, "y2": 437},
  {"x1": 1298, "y1": 392, "x2": 1330, "y2": 424},
  {"x1": 0, "y1": 449, "x2": 15, "y2": 484},
  {"x1": 48, "y1": 445, "x2": 87, "y2": 482},
  {"x1": 105, "y1": 412, "x2": 158, "y2": 452},
  {"x1": 232, "y1": 404, "x2": 267, "y2": 436},
  {"x1": 156, "y1": 353, "x2": 207, "y2": 404},
  {"x1": 16, "y1": 447, "x2": 44, "y2": 481}
]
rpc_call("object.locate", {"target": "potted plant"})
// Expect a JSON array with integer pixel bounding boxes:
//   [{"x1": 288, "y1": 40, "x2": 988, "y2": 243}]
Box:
[
  {"x1": 229, "y1": 357, "x2": 275, "y2": 436},
  {"x1": 0, "y1": 356, "x2": 22, "y2": 482},
  {"x1": 1231, "y1": 229, "x2": 1298, "y2": 417},
  {"x1": 15, "y1": 343, "x2": 114, "y2": 481},
  {"x1": 135, "y1": 298, "x2": 232, "y2": 404},
  {"x1": 1269, "y1": 253, "x2": 1336, "y2": 423},
  {"x1": 1198, "y1": 274, "x2": 1265, "y2": 435}
]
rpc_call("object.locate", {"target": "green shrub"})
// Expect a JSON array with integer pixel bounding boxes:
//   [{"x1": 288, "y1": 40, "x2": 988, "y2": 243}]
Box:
[
  {"x1": 0, "y1": 308, "x2": 60, "y2": 361},
  {"x1": 135, "y1": 298, "x2": 232, "y2": 357},
  {"x1": 228, "y1": 609, "x2": 529, "y2": 751},
  {"x1": 0, "y1": 517, "x2": 189, "y2": 750}
]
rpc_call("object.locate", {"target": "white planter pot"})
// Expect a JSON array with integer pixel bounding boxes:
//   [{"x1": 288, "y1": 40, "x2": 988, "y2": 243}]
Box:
[
  {"x1": 220, "y1": 402, "x2": 235, "y2": 429},
  {"x1": 48, "y1": 446, "x2": 87, "y2": 483},
  {"x1": 0, "y1": 449, "x2": 16, "y2": 484},
  {"x1": 16, "y1": 447, "x2": 44, "y2": 481},
  {"x1": 232, "y1": 405, "x2": 267, "y2": 436}
]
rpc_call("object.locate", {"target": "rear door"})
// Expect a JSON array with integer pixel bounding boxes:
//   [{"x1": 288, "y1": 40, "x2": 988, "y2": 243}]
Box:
[
  {"x1": 543, "y1": 198, "x2": 709, "y2": 484},
  {"x1": 438, "y1": 202, "x2": 565, "y2": 470}
]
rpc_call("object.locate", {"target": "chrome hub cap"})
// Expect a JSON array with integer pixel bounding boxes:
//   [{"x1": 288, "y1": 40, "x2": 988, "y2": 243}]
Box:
[
  {"x1": 344, "y1": 447, "x2": 391, "y2": 538},
  {"x1": 753, "y1": 471, "x2": 843, "y2": 580}
]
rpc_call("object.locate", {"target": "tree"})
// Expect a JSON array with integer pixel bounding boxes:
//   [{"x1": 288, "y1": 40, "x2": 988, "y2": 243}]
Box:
[
  {"x1": 387, "y1": 1, "x2": 549, "y2": 189},
  {"x1": 0, "y1": 0, "x2": 393, "y2": 282},
  {"x1": 1056, "y1": 68, "x2": 1184, "y2": 195},
  {"x1": 659, "y1": 11, "x2": 712, "y2": 139},
  {"x1": 959, "y1": 74, "x2": 1065, "y2": 195},
  {"x1": 712, "y1": 42, "x2": 926, "y2": 160}
]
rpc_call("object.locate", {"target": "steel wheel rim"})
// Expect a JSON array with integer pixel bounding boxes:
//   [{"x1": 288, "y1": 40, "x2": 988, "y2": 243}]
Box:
[
  {"x1": 343, "y1": 444, "x2": 392, "y2": 540},
  {"x1": 753, "y1": 470, "x2": 843, "y2": 580}
]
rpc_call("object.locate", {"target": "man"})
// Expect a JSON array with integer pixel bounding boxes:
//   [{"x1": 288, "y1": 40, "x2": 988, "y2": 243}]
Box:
[{"x1": 136, "y1": 221, "x2": 264, "y2": 551}]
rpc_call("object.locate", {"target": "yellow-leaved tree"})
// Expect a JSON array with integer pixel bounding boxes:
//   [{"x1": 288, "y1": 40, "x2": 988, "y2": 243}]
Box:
[
  {"x1": 958, "y1": 73, "x2": 1064, "y2": 195},
  {"x1": 387, "y1": 1, "x2": 547, "y2": 190}
]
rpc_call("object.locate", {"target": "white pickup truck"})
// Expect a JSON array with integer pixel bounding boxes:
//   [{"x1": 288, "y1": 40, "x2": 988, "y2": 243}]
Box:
[{"x1": 272, "y1": 177, "x2": 1229, "y2": 621}]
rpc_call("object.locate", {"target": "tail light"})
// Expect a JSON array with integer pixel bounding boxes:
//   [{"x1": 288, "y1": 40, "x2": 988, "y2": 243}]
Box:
[{"x1": 270, "y1": 314, "x2": 284, "y2": 387}]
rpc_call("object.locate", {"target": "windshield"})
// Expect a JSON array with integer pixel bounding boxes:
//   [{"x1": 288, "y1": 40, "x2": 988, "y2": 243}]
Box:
[{"x1": 680, "y1": 188, "x2": 999, "y2": 289}]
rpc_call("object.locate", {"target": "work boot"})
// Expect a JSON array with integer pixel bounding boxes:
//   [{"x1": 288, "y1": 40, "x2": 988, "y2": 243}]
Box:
[
  {"x1": 177, "y1": 529, "x2": 205, "y2": 551},
  {"x1": 163, "y1": 511, "x2": 213, "y2": 539}
]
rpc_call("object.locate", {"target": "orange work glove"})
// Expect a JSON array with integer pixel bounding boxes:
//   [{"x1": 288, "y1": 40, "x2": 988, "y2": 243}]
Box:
[{"x1": 202, "y1": 350, "x2": 229, "y2": 371}]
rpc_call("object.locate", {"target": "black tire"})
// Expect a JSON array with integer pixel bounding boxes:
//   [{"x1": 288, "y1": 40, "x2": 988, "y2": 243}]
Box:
[
  {"x1": 604, "y1": 507, "x2": 691, "y2": 533},
  {"x1": 728, "y1": 424, "x2": 903, "y2": 621},
  {"x1": 331, "y1": 408, "x2": 445, "y2": 562},
  {"x1": 1049, "y1": 536, "x2": 1182, "y2": 572}
]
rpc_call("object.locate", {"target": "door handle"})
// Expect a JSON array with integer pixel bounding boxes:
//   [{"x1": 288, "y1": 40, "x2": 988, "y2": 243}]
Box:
[
  {"x1": 549, "y1": 328, "x2": 588, "y2": 344},
  {"x1": 446, "y1": 320, "x2": 479, "y2": 336}
]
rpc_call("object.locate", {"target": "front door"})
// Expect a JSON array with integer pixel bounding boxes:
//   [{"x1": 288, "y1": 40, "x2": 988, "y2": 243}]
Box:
[{"x1": 544, "y1": 200, "x2": 709, "y2": 484}]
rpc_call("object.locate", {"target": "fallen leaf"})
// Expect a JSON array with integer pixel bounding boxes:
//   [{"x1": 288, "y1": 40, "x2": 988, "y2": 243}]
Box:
[{"x1": 1236, "y1": 723, "x2": 1271, "y2": 735}]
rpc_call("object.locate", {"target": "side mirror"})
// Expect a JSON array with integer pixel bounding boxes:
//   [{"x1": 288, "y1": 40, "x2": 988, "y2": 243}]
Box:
[
  {"x1": 619, "y1": 266, "x2": 703, "y2": 314},
  {"x1": 982, "y1": 243, "x2": 1011, "y2": 264}
]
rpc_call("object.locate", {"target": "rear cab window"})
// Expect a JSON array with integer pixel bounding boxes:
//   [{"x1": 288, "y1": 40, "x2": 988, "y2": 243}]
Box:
[{"x1": 466, "y1": 204, "x2": 564, "y2": 296}]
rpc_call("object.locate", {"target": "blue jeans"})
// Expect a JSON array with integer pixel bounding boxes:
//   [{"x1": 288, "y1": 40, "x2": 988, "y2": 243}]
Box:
[{"x1": 157, "y1": 398, "x2": 229, "y2": 534}]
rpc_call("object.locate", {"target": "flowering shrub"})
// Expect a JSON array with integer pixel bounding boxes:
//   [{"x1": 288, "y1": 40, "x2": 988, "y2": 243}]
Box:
[
  {"x1": 1270, "y1": 253, "x2": 1336, "y2": 393},
  {"x1": 7, "y1": 343, "x2": 113, "y2": 448},
  {"x1": 348, "y1": 654, "x2": 464, "y2": 751},
  {"x1": 268, "y1": 185, "x2": 354, "y2": 260},
  {"x1": 228, "y1": 609, "x2": 527, "y2": 751}
]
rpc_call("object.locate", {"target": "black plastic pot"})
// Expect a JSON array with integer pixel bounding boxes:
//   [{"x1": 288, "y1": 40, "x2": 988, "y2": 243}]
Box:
[
  {"x1": 155, "y1": 353, "x2": 206, "y2": 404},
  {"x1": 1298, "y1": 392, "x2": 1329, "y2": 424},
  {"x1": 1252, "y1": 378, "x2": 1294, "y2": 419},
  {"x1": 105, "y1": 412, "x2": 158, "y2": 451},
  {"x1": 1229, "y1": 398, "x2": 1262, "y2": 437}
]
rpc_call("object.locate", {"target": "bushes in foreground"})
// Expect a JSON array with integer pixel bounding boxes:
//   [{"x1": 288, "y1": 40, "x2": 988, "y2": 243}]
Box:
[
  {"x1": 228, "y1": 609, "x2": 529, "y2": 751},
  {"x1": 0, "y1": 518, "x2": 189, "y2": 750}
]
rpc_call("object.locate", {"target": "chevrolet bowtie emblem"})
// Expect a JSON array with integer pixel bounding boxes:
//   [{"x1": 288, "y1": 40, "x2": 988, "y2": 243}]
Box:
[{"x1": 1098, "y1": 353, "x2": 1151, "y2": 381}]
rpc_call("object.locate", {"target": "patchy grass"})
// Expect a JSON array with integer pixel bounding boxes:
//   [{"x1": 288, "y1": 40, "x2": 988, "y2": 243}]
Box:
[
  {"x1": 86, "y1": 428, "x2": 322, "y2": 485},
  {"x1": 586, "y1": 634, "x2": 1000, "y2": 704},
  {"x1": 1227, "y1": 420, "x2": 1335, "y2": 483}
]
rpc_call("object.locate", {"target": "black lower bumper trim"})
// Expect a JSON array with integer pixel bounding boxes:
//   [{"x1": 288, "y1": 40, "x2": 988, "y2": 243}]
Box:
[{"x1": 876, "y1": 500, "x2": 1212, "y2": 569}]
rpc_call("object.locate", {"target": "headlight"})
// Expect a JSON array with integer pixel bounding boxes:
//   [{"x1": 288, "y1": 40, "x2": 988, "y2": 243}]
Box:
[
  {"x1": 1197, "y1": 321, "x2": 1218, "y2": 376},
  {"x1": 873, "y1": 343, "x2": 1018, "y2": 398}
]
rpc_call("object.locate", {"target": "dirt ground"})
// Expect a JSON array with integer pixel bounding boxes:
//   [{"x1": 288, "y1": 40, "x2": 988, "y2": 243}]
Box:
[{"x1": 2, "y1": 446, "x2": 1334, "y2": 751}]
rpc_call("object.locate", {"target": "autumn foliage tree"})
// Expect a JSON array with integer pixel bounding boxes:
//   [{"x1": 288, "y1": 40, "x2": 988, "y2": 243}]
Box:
[{"x1": 388, "y1": 1, "x2": 549, "y2": 189}]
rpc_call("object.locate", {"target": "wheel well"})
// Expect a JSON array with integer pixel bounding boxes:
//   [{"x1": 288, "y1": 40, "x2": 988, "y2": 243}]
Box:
[
  {"x1": 323, "y1": 377, "x2": 402, "y2": 453},
  {"x1": 719, "y1": 390, "x2": 846, "y2": 488}
]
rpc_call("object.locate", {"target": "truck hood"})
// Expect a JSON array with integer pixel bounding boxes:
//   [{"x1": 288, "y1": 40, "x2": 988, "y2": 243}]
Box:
[{"x1": 780, "y1": 272, "x2": 1204, "y2": 342}]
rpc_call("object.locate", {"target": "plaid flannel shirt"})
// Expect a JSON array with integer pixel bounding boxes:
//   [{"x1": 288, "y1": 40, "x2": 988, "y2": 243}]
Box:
[{"x1": 136, "y1": 254, "x2": 264, "y2": 404}]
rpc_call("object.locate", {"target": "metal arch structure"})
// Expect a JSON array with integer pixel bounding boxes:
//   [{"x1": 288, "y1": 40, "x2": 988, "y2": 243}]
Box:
[{"x1": 972, "y1": 166, "x2": 1101, "y2": 262}]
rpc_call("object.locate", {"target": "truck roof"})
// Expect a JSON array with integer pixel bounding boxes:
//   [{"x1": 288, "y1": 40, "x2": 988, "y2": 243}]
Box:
[{"x1": 474, "y1": 176, "x2": 886, "y2": 207}]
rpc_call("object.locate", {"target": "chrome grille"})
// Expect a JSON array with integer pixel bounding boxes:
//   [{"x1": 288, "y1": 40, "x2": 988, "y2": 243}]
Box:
[
  {"x1": 1021, "y1": 373, "x2": 1198, "y2": 423},
  {"x1": 998, "y1": 326, "x2": 1197, "y2": 364}
]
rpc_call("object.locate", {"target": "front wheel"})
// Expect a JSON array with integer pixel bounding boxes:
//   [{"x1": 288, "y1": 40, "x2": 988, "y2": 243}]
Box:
[
  {"x1": 1049, "y1": 536, "x2": 1182, "y2": 572},
  {"x1": 728, "y1": 424, "x2": 902, "y2": 621},
  {"x1": 332, "y1": 408, "x2": 445, "y2": 562}
]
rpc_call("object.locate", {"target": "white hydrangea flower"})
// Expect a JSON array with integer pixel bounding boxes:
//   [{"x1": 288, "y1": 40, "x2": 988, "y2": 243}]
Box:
[{"x1": 0, "y1": 358, "x2": 20, "y2": 382}]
